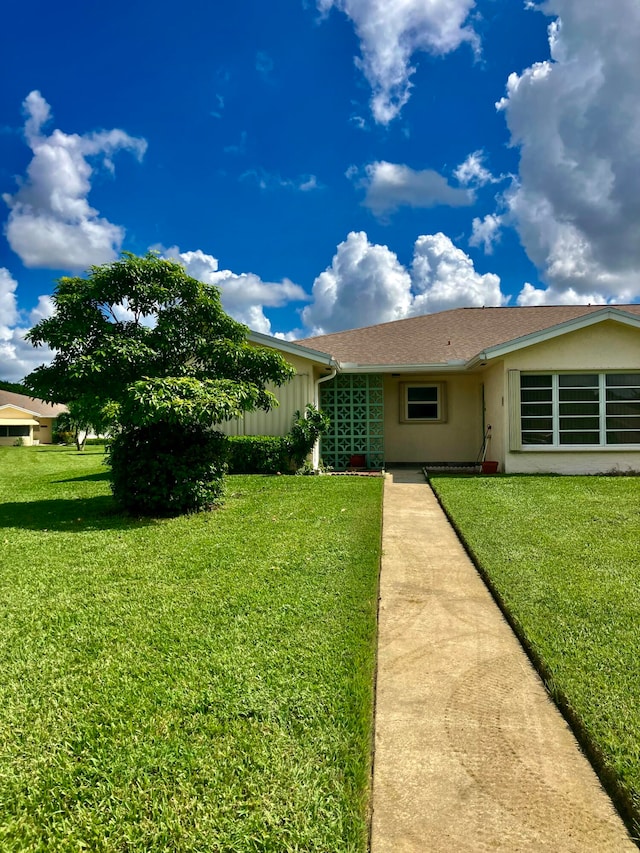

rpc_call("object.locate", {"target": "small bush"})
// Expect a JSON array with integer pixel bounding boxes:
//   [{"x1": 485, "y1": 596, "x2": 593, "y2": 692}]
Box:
[
  {"x1": 108, "y1": 422, "x2": 228, "y2": 516},
  {"x1": 285, "y1": 405, "x2": 331, "y2": 468},
  {"x1": 53, "y1": 429, "x2": 75, "y2": 445},
  {"x1": 227, "y1": 406, "x2": 331, "y2": 475},
  {"x1": 227, "y1": 435, "x2": 289, "y2": 474}
]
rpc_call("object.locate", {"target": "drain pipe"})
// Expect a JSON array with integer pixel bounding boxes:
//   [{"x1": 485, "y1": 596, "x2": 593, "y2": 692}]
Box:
[{"x1": 313, "y1": 368, "x2": 337, "y2": 470}]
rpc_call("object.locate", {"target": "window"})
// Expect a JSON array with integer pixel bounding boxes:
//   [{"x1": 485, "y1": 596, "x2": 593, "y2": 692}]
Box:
[
  {"x1": 401, "y1": 383, "x2": 446, "y2": 423},
  {"x1": 520, "y1": 373, "x2": 640, "y2": 447},
  {"x1": 0, "y1": 425, "x2": 30, "y2": 437}
]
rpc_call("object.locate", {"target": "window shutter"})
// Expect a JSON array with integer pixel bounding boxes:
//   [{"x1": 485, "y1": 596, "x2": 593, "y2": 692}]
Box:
[{"x1": 508, "y1": 370, "x2": 522, "y2": 451}]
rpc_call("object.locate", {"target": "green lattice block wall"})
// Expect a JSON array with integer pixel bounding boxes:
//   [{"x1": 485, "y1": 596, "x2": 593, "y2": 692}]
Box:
[{"x1": 320, "y1": 374, "x2": 384, "y2": 470}]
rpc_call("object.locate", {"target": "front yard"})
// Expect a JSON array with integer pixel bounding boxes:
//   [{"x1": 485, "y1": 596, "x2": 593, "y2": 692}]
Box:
[
  {"x1": 430, "y1": 474, "x2": 640, "y2": 836},
  {"x1": 0, "y1": 447, "x2": 383, "y2": 852}
]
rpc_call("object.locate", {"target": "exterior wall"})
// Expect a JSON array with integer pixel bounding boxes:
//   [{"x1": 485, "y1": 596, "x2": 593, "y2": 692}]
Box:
[
  {"x1": 34, "y1": 417, "x2": 56, "y2": 445},
  {"x1": 501, "y1": 321, "x2": 640, "y2": 473},
  {"x1": 0, "y1": 405, "x2": 37, "y2": 446},
  {"x1": 383, "y1": 373, "x2": 484, "y2": 463},
  {"x1": 481, "y1": 361, "x2": 505, "y2": 466},
  {"x1": 217, "y1": 352, "x2": 317, "y2": 437},
  {"x1": 0, "y1": 435, "x2": 34, "y2": 446}
]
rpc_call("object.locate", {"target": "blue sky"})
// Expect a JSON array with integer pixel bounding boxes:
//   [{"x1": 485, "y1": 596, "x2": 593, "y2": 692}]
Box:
[{"x1": 1, "y1": 0, "x2": 639, "y2": 379}]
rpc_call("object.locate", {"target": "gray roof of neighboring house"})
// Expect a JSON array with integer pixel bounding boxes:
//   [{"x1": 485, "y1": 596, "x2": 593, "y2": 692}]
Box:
[
  {"x1": 295, "y1": 305, "x2": 640, "y2": 366},
  {"x1": 0, "y1": 389, "x2": 68, "y2": 417}
]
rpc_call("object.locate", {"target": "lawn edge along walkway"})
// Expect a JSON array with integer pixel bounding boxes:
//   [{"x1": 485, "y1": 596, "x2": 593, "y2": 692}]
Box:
[{"x1": 370, "y1": 468, "x2": 636, "y2": 852}]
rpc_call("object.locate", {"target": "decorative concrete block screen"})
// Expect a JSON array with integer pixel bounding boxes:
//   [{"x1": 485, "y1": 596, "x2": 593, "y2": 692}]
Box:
[{"x1": 320, "y1": 373, "x2": 384, "y2": 470}]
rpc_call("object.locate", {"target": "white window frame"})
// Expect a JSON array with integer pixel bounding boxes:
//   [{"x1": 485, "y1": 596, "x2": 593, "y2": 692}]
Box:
[
  {"x1": 400, "y1": 382, "x2": 447, "y2": 424},
  {"x1": 519, "y1": 371, "x2": 640, "y2": 449}
]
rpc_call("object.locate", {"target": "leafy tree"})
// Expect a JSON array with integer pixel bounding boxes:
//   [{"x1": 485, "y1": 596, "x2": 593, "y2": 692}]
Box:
[
  {"x1": 55, "y1": 399, "x2": 109, "y2": 451},
  {"x1": 26, "y1": 252, "x2": 294, "y2": 514},
  {"x1": 0, "y1": 379, "x2": 29, "y2": 394}
]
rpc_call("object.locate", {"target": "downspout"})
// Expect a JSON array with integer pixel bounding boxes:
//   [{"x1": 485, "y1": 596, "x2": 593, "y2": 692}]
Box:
[{"x1": 313, "y1": 368, "x2": 337, "y2": 469}]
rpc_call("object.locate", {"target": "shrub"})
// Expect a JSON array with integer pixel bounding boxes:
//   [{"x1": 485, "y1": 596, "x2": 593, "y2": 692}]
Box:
[
  {"x1": 227, "y1": 406, "x2": 331, "y2": 475},
  {"x1": 53, "y1": 429, "x2": 75, "y2": 445},
  {"x1": 108, "y1": 422, "x2": 228, "y2": 516},
  {"x1": 227, "y1": 435, "x2": 289, "y2": 474},
  {"x1": 284, "y1": 405, "x2": 331, "y2": 468}
]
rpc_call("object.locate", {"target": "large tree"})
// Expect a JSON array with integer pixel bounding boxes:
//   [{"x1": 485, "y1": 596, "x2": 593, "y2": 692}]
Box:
[{"x1": 26, "y1": 252, "x2": 294, "y2": 514}]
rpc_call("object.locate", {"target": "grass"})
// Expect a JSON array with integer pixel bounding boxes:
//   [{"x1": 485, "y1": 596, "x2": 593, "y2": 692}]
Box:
[
  {"x1": 0, "y1": 446, "x2": 383, "y2": 852},
  {"x1": 430, "y1": 474, "x2": 640, "y2": 836}
]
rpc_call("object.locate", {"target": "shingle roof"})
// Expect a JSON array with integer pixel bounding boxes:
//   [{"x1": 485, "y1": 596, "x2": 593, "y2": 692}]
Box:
[
  {"x1": 0, "y1": 389, "x2": 68, "y2": 417},
  {"x1": 295, "y1": 305, "x2": 640, "y2": 366}
]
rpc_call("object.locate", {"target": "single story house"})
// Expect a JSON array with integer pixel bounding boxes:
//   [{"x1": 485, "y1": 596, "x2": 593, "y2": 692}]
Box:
[
  {"x1": 0, "y1": 390, "x2": 67, "y2": 446},
  {"x1": 222, "y1": 305, "x2": 640, "y2": 475}
]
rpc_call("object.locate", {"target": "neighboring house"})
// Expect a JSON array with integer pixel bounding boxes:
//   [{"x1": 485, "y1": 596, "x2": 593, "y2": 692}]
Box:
[
  {"x1": 231, "y1": 305, "x2": 640, "y2": 474},
  {"x1": 0, "y1": 390, "x2": 67, "y2": 446}
]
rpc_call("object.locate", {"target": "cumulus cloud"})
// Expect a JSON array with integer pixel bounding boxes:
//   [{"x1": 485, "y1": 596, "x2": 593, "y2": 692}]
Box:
[
  {"x1": 301, "y1": 232, "x2": 413, "y2": 334},
  {"x1": 469, "y1": 213, "x2": 503, "y2": 254},
  {"x1": 517, "y1": 282, "x2": 608, "y2": 307},
  {"x1": 301, "y1": 231, "x2": 506, "y2": 335},
  {"x1": 454, "y1": 150, "x2": 500, "y2": 188},
  {"x1": 0, "y1": 268, "x2": 54, "y2": 381},
  {"x1": 0, "y1": 268, "x2": 20, "y2": 339},
  {"x1": 318, "y1": 0, "x2": 479, "y2": 124},
  {"x1": 357, "y1": 161, "x2": 473, "y2": 217},
  {"x1": 498, "y1": 0, "x2": 640, "y2": 303},
  {"x1": 410, "y1": 233, "x2": 506, "y2": 314},
  {"x1": 3, "y1": 90, "x2": 147, "y2": 271},
  {"x1": 160, "y1": 246, "x2": 309, "y2": 336}
]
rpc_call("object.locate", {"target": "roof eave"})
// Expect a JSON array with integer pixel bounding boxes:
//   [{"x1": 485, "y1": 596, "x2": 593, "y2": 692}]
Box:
[{"x1": 248, "y1": 331, "x2": 338, "y2": 367}]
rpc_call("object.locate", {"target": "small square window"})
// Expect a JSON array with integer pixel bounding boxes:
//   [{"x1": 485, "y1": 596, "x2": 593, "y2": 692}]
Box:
[{"x1": 400, "y1": 383, "x2": 446, "y2": 423}]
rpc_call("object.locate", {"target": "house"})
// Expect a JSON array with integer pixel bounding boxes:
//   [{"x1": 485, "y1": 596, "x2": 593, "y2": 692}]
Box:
[
  {"x1": 231, "y1": 305, "x2": 640, "y2": 475},
  {"x1": 0, "y1": 390, "x2": 67, "y2": 446}
]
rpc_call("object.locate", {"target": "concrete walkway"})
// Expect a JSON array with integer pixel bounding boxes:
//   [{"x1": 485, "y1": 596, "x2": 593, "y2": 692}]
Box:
[{"x1": 370, "y1": 468, "x2": 637, "y2": 852}]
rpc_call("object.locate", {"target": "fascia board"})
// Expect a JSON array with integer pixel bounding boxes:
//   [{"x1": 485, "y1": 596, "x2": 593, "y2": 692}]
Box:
[
  {"x1": 468, "y1": 307, "x2": 640, "y2": 366},
  {"x1": 248, "y1": 331, "x2": 338, "y2": 367},
  {"x1": 339, "y1": 361, "x2": 467, "y2": 373}
]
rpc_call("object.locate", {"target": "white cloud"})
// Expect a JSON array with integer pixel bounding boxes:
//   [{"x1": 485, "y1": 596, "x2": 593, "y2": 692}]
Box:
[
  {"x1": 0, "y1": 268, "x2": 20, "y2": 339},
  {"x1": 410, "y1": 233, "x2": 506, "y2": 314},
  {"x1": 318, "y1": 0, "x2": 479, "y2": 124},
  {"x1": 497, "y1": 0, "x2": 640, "y2": 303},
  {"x1": 301, "y1": 230, "x2": 506, "y2": 335},
  {"x1": 0, "y1": 268, "x2": 54, "y2": 382},
  {"x1": 469, "y1": 213, "x2": 503, "y2": 254},
  {"x1": 301, "y1": 231, "x2": 413, "y2": 335},
  {"x1": 3, "y1": 90, "x2": 147, "y2": 271},
  {"x1": 159, "y1": 246, "x2": 309, "y2": 336},
  {"x1": 454, "y1": 150, "x2": 499, "y2": 187},
  {"x1": 28, "y1": 294, "x2": 55, "y2": 324},
  {"x1": 358, "y1": 160, "x2": 473, "y2": 216},
  {"x1": 517, "y1": 282, "x2": 608, "y2": 306}
]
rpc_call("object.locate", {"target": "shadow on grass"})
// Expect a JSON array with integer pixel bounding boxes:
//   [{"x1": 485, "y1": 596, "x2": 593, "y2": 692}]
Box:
[
  {"x1": 0, "y1": 496, "x2": 157, "y2": 532},
  {"x1": 54, "y1": 471, "x2": 111, "y2": 484}
]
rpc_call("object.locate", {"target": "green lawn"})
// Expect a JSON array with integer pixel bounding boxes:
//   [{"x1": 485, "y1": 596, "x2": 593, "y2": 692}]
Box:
[
  {"x1": 0, "y1": 447, "x2": 383, "y2": 852},
  {"x1": 430, "y1": 474, "x2": 640, "y2": 836}
]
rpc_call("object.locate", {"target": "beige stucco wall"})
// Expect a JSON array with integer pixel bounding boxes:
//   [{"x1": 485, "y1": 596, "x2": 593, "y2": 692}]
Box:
[
  {"x1": 0, "y1": 405, "x2": 39, "y2": 446},
  {"x1": 383, "y1": 373, "x2": 484, "y2": 462},
  {"x1": 0, "y1": 405, "x2": 34, "y2": 419},
  {"x1": 481, "y1": 361, "x2": 505, "y2": 466},
  {"x1": 217, "y1": 352, "x2": 319, "y2": 437},
  {"x1": 35, "y1": 417, "x2": 56, "y2": 445},
  {"x1": 500, "y1": 320, "x2": 640, "y2": 473}
]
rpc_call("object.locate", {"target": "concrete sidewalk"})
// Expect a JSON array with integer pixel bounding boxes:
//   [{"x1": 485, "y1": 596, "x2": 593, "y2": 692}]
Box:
[{"x1": 370, "y1": 468, "x2": 637, "y2": 852}]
